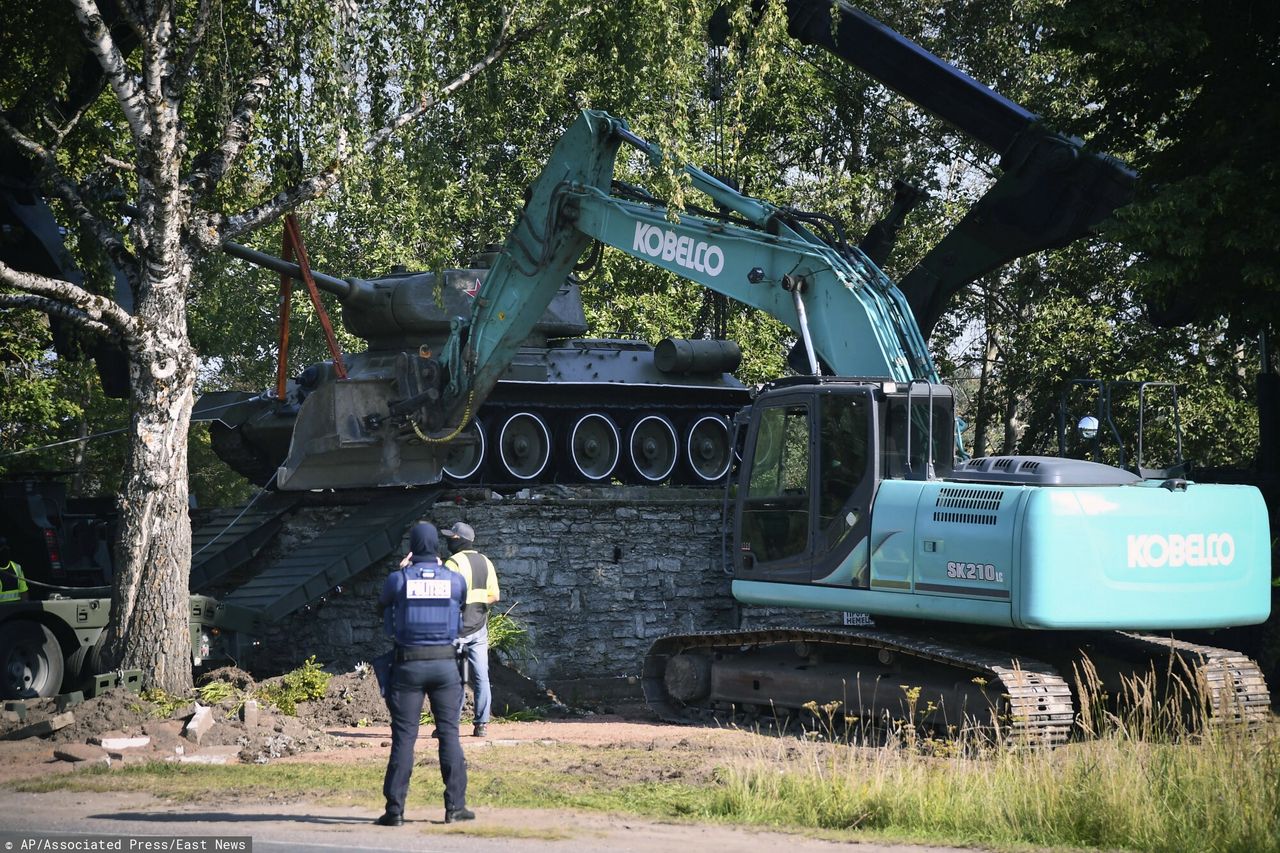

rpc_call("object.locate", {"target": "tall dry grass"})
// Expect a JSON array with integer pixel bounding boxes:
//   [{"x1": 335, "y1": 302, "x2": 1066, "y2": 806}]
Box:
[{"x1": 704, "y1": 656, "x2": 1280, "y2": 852}]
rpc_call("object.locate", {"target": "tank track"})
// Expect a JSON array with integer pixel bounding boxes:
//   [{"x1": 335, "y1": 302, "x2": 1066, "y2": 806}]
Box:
[
  {"x1": 643, "y1": 627, "x2": 1074, "y2": 746},
  {"x1": 1104, "y1": 632, "x2": 1272, "y2": 727}
]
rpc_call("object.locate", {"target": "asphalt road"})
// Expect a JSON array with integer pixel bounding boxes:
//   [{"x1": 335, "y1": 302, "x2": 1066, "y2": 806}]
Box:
[{"x1": 0, "y1": 790, "x2": 968, "y2": 853}]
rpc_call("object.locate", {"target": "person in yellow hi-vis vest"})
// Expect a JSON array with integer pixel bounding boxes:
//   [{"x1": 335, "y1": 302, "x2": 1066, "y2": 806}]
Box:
[
  {"x1": 0, "y1": 554, "x2": 28, "y2": 602},
  {"x1": 442, "y1": 522, "x2": 500, "y2": 737}
]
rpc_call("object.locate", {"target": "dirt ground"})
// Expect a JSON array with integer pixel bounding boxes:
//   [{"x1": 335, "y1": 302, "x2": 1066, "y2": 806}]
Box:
[
  {"x1": 0, "y1": 666, "x2": 987, "y2": 852},
  {"x1": 0, "y1": 659, "x2": 724, "y2": 777}
]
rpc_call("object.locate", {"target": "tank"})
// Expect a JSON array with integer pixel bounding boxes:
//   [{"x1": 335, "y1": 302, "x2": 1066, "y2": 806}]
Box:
[{"x1": 194, "y1": 243, "x2": 750, "y2": 490}]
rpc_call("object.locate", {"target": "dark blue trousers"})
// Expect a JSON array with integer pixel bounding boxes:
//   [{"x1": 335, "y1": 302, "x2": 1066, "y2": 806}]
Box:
[{"x1": 382, "y1": 657, "x2": 467, "y2": 816}]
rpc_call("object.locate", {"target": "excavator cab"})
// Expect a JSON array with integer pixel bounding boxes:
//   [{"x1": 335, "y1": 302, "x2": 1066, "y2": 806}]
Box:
[{"x1": 734, "y1": 377, "x2": 954, "y2": 589}]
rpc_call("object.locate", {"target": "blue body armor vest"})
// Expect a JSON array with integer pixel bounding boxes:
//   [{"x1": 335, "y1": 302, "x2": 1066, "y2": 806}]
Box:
[{"x1": 390, "y1": 563, "x2": 464, "y2": 647}]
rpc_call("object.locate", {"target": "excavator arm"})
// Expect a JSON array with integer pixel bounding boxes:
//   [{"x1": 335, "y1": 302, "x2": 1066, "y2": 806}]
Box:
[{"x1": 435, "y1": 109, "x2": 938, "y2": 433}]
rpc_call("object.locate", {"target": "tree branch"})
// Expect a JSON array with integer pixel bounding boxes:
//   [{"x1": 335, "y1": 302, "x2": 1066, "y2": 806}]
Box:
[
  {"x1": 173, "y1": 0, "x2": 215, "y2": 100},
  {"x1": 0, "y1": 262, "x2": 137, "y2": 339},
  {"x1": 217, "y1": 15, "x2": 542, "y2": 245},
  {"x1": 212, "y1": 165, "x2": 344, "y2": 246},
  {"x1": 0, "y1": 294, "x2": 123, "y2": 343},
  {"x1": 140, "y1": 5, "x2": 176, "y2": 139},
  {"x1": 363, "y1": 10, "x2": 528, "y2": 156},
  {"x1": 69, "y1": 0, "x2": 150, "y2": 145},
  {"x1": 184, "y1": 69, "x2": 273, "y2": 200},
  {"x1": 0, "y1": 115, "x2": 140, "y2": 292},
  {"x1": 41, "y1": 96, "x2": 94, "y2": 149}
]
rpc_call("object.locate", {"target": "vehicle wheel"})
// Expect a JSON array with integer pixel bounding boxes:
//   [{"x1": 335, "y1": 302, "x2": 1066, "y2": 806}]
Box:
[
  {"x1": 568, "y1": 413, "x2": 620, "y2": 481},
  {"x1": 628, "y1": 415, "x2": 678, "y2": 483},
  {"x1": 498, "y1": 412, "x2": 552, "y2": 481},
  {"x1": 442, "y1": 418, "x2": 486, "y2": 481},
  {"x1": 0, "y1": 621, "x2": 66, "y2": 700},
  {"x1": 685, "y1": 415, "x2": 732, "y2": 483}
]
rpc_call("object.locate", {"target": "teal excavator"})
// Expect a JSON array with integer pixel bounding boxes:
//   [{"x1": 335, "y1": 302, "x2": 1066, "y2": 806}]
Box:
[{"x1": 426, "y1": 107, "x2": 1269, "y2": 742}]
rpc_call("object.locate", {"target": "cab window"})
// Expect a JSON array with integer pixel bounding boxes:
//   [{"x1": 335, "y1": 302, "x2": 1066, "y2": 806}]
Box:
[
  {"x1": 818, "y1": 394, "x2": 869, "y2": 542},
  {"x1": 884, "y1": 398, "x2": 954, "y2": 479},
  {"x1": 740, "y1": 404, "x2": 810, "y2": 564}
]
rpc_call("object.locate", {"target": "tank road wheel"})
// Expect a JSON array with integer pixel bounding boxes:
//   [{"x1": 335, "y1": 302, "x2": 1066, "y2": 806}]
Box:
[
  {"x1": 499, "y1": 412, "x2": 552, "y2": 481},
  {"x1": 628, "y1": 415, "x2": 679, "y2": 483},
  {"x1": 685, "y1": 416, "x2": 732, "y2": 483},
  {"x1": 442, "y1": 418, "x2": 486, "y2": 482},
  {"x1": 569, "y1": 413, "x2": 621, "y2": 481},
  {"x1": 0, "y1": 621, "x2": 65, "y2": 700}
]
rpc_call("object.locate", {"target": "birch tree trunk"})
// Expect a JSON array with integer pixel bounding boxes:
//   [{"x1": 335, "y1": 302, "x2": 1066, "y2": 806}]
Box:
[
  {"x1": 0, "y1": 0, "x2": 532, "y2": 695},
  {"x1": 103, "y1": 267, "x2": 198, "y2": 692}
]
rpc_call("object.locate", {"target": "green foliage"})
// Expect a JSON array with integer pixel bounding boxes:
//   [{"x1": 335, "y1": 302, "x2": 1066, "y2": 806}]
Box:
[
  {"x1": 0, "y1": 311, "x2": 129, "y2": 492},
  {"x1": 195, "y1": 680, "x2": 239, "y2": 706},
  {"x1": 255, "y1": 656, "x2": 332, "y2": 716},
  {"x1": 140, "y1": 688, "x2": 193, "y2": 720},
  {"x1": 487, "y1": 605, "x2": 531, "y2": 661},
  {"x1": 1045, "y1": 0, "x2": 1280, "y2": 332},
  {"x1": 497, "y1": 706, "x2": 548, "y2": 723}
]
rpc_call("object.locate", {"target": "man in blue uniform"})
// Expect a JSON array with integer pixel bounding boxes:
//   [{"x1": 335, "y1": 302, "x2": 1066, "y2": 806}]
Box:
[{"x1": 376, "y1": 522, "x2": 475, "y2": 826}]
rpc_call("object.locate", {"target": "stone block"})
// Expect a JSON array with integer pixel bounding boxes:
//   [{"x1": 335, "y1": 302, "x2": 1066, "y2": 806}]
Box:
[
  {"x1": 183, "y1": 704, "x2": 215, "y2": 744},
  {"x1": 240, "y1": 699, "x2": 260, "y2": 728},
  {"x1": 90, "y1": 732, "x2": 151, "y2": 750},
  {"x1": 176, "y1": 745, "x2": 240, "y2": 765},
  {"x1": 0, "y1": 712, "x2": 74, "y2": 740}
]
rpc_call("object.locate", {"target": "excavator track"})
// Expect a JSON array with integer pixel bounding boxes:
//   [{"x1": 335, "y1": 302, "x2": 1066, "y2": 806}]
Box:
[
  {"x1": 1098, "y1": 632, "x2": 1272, "y2": 727},
  {"x1": 643, "y1": 628, "x2": 1075, "y2": 747}
]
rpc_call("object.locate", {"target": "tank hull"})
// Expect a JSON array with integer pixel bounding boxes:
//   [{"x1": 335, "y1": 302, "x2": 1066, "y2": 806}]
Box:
[{"x1": 198, "y1": 339, "x2": 749, "y2": 490}]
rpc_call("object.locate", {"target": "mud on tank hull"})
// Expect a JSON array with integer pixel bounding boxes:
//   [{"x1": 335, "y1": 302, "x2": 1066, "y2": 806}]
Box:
[{"x1": 199, "y1": 336, "x2": 749, "y2": 490}]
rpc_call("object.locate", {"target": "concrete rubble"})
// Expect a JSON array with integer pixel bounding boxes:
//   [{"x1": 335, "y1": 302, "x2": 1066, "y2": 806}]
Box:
[{"x1": 183, "y1": 704, "x2": 215, "y2": 744}]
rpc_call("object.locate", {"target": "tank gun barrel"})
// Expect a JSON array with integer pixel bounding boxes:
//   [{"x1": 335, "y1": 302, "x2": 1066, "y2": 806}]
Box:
[{"x1": 222, "y1": 240, "x2": 357, "y2": 300}]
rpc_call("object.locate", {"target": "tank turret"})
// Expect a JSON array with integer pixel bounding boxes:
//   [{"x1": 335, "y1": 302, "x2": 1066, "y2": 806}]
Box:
[
  {"x1": 220, "y1": 241, "x2": 590, "y2": 351},
  {"x1": 196, "y1": 244, "x2": 748, "y2": 491}
]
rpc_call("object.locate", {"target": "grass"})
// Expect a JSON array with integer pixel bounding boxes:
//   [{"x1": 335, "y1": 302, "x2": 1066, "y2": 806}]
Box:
[
  {"x1": 19, "y1": 654, "x2": 1280, "y2": 852},
  {"x1": 16, "y1": 743, "x2": 716, "y2": 817},
  {"x1": 18, "y1": 728, "x2": 1279, "y2": 851},
  {"x1": 710, "y1": 725, "x2": 1280, "y2": 852}
]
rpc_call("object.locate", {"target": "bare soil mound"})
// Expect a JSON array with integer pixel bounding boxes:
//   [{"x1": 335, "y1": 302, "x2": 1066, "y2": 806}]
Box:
[
  {"x1": 296, "y1": 669, "x2": 388, "y2": 728},
  {"x1": 1, "y1": 658, "x2": 568, "y2": 768}
]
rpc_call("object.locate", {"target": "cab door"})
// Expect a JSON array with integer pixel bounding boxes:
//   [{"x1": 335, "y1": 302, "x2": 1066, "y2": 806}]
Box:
[
  {"x1": 734, "y1": 385, "x2": 876, "y2": 588},
  {"x1": 812, "y1": 387, "x2": 875, "y2": 586},
  {"x1": 735, "y1": 394, "x2": 814, "y2": 584}
]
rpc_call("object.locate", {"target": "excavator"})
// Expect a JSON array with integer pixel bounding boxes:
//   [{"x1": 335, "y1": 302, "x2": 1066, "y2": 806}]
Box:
[
  {"x1": 197, "y1": 3, "x2": 1269, "y2": 742},
  {"x1": 382, "y1": 106, "x2": 1265, "y2": 743}
]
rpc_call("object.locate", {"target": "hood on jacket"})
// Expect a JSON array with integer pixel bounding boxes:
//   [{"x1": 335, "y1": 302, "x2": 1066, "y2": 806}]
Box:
[{"x1": 408, "y1": 522, "x2": 439, "y2": 559}]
